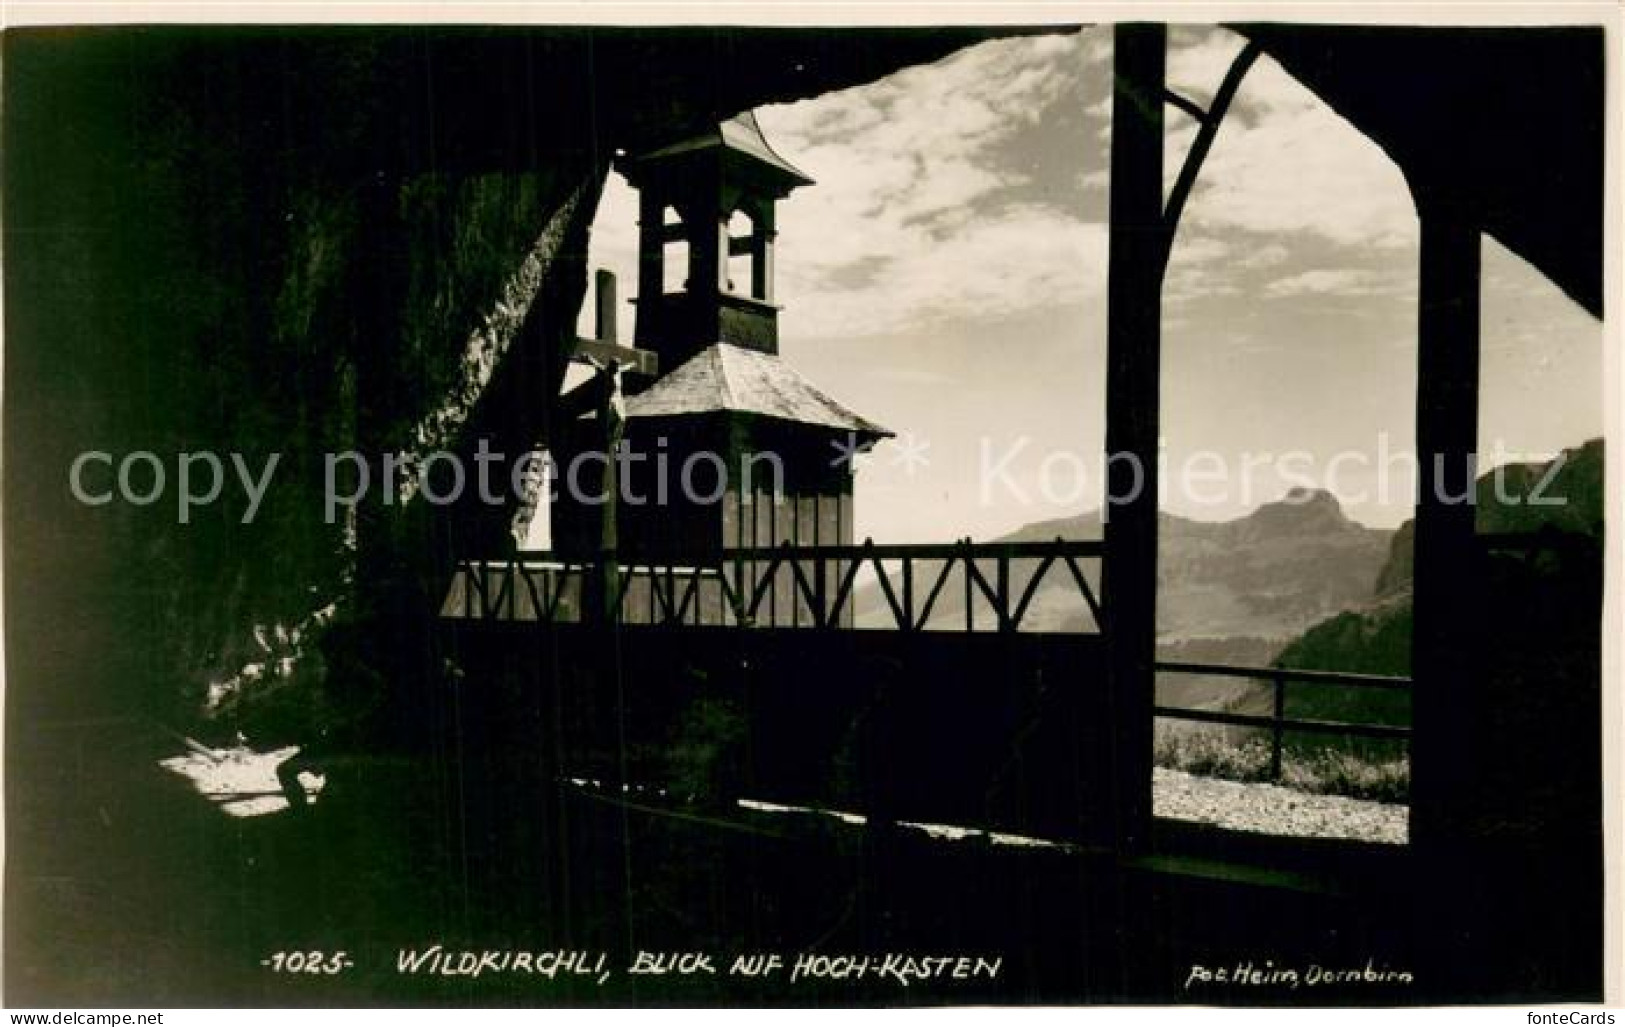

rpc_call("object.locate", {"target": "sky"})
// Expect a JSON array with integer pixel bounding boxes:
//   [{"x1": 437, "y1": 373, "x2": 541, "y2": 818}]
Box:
[{"x1": 575, "y1": 25, "x2": 1604, "y2": 543}]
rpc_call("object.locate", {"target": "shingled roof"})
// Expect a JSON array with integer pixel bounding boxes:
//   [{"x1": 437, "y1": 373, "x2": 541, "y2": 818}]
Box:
[
  {"x1": 625, "y1": 342, "x2": 891, "y2": 440},
  {"x1": 625, "y1": 110, "x2": 814, "y2": 190}
]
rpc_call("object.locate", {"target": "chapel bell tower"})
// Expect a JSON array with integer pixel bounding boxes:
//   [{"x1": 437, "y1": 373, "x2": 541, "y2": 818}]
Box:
[
  {"x1": 619, "y1": 110, "x2": 812, "y2": 374},
  {"x1": 550, "y1": 110, "x2": 889, "y2": 585}
]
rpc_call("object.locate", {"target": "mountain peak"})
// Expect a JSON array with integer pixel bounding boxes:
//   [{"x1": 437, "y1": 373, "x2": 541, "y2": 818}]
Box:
[
  {"x1": 1228, "y1": 487, "x2": 1356, "y2": 542},
  {"x1": 1282, "y1": 486, "x2": 1340, "y2": 506}
]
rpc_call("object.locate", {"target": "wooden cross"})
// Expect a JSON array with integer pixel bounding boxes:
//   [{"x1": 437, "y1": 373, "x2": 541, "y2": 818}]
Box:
[
  {"x1": 564, "y1": 270, "x2": 656, "y2": 623},
  {"x1": 571, "y1": 270, "x2": 657, "y2": 376}
]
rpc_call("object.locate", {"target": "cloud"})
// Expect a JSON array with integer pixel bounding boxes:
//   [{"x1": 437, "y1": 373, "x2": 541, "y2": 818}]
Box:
[
  {"x1": 578, "y1": 32, "x2": 1108, "y2": 342},
  {"x1": 1091, "y1": 26, "x2": 1416, "y2": 273},
  {"x1": 1170, "y1": 234, "x2": 1231, "y2": 265},
  {"x1": 580, "y1": 26, "x2": 1419, "y2": 344},
  {"x1": 567, "y1": 25, "x2": 1594, "y2": 543},
  {"x1": 1262, "y1": 268, "x2": 1415, "y2": 300},
  {"x1": 1165, "y1": 29, "x2": 1418, "y2": 250},
  {"x1": 754, "y1": 32, "x2": 1105, "y2": 339},
  {"x1": 1166, "y1": 267, "x2": 1247, "y2": 306},
  {"x1": 1167, "y1": 24, "x2": 1253, "y2": 108},
  {"x1": 1162, "y1": 232, "x2": 1239, "y2": 306},
  {"x1": 779, "y1": 202, "x2": 1108, "y2": 339},
  {"x1": 1237, "y1": 242, "x2": 1292, "y2": 270}
]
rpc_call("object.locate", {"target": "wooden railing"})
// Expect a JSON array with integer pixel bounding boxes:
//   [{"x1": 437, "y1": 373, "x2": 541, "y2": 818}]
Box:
[
  {"x1": 1154, "y1": 662, "x2": 1412, "y2": 780},
  {"x1": 1148, "y1": 531, "x2": 1589, "y2": 782},
  {"x1": 442, "y1": 538, "x2": 1106, "y2": 633}
]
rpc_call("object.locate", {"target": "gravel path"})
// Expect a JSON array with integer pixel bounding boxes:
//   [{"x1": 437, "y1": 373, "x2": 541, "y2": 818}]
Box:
[{"x1": 1153, "y1": 767, "x2": 1408, "y2": 845}]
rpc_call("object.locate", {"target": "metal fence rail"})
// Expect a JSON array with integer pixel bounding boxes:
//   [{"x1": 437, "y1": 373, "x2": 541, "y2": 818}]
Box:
[{"x1": 1154, "y1": 661, "x2": 1412, "y2": 779}]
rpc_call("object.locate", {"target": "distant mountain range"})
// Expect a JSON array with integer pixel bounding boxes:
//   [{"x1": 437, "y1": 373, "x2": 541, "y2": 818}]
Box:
[
  {"x1": 1019, "y1": 489, "x2": 1394, "y2": 645},
  {"x1": 857, "y1": 487, "x2": 1392, "y2": 641},
  {"x1": 1275, "y1": 437, "x2": 1604, "y2": 730},
  {"x1": 855, "y1": 484, "x2": 1396, "y2": 712},
  {"x1": 1372, "y1": 436, "x2": 1605, "y2": 599},
  {"x1": 856, "y1": 437, "x2": 1603, "y2": 723}
]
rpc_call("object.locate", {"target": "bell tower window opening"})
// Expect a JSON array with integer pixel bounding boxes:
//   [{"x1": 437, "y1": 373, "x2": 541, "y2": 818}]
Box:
[
  {"x1": 661, "y1": 205, "x2": 689, "y2": 294},
  {"x1": 726, "y1": 208, "x2": 757, "y2": 299}
]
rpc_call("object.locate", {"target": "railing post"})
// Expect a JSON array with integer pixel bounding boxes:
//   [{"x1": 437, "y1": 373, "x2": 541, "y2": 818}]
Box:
[
  {"x1": 1270, "y1": 671, "x2": 1286, "y2": 781},
  {"x1": 732, "y1": 551, "x2": 745, "y2": 626},
  {"x1": 902, "y1": 556, "x2": 914, "y2": 630},
  {"x1": 996, "y1": 551, "x2": 1011, "y2": 633},
  {"x1": 814, "y1": 550, "x2": 828, "y2": 629},
  {"x1": 504, "y1": 558, "x2": 520, "y2": 621},
  {"x1": 963, "y1": 539, "x2": 974, "y2": 631}
]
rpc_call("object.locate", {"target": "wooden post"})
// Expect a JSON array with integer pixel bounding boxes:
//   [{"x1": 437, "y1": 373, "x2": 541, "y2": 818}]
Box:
[
  {"x1": 595, "y1": 268, "x2": 617, "y2": 343},
  {"x1": 563, "y1": 270, "x2": 662, "y2": 625},
  {"x1": 636, "y1": 189, "x2": 663, "y2": 327},
  {"x1": 903, "y1": 557, "x2": 915, "y2": 630},
  {"x1": 1270, "y1": 672, "x2": 1286, "y2": 781},
  {"x1": 575, "y1": 271, "x2": 641, "y2": 626},
  {"x1": 996, "y1": 552, "x2": 1011, "y2": 634},
  {"x1": 590, "y1": 371, "x2": 624, "y2": 626},
  {"x1": 751, "y1": 206, "x2": 776, "y2": 303},
  {"x1": 685, "y1": 195, "x2": 724, "y2": 298},
  {"x1": 1101, "y1": 23, "x2": 1166, "y2": 854},
  {"x1": 964, "y1": 540, "x2": 974, "y2": 631},
  {"x1": 1410, "y1": 197, "x2": 1482, "y2": 854}
]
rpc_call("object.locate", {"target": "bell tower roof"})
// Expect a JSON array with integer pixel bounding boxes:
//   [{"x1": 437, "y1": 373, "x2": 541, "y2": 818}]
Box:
[
  {"x1": 620, "y1": 110, "x2": 814, "y2": 195},
  {"x1": 625, "y1": 342, "x2": 890, "y2": 443}
]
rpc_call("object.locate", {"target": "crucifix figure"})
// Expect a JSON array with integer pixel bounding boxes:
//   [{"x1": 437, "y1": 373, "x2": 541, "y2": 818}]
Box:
[{"x1": 557, "y1": 269, "x2": 656, "y2": 622}]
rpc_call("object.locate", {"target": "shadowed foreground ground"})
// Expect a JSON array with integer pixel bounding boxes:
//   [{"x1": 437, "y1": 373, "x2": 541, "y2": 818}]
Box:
[{"x1": 7, "y1": 718, "x2": 1441, "y2": 1006}]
